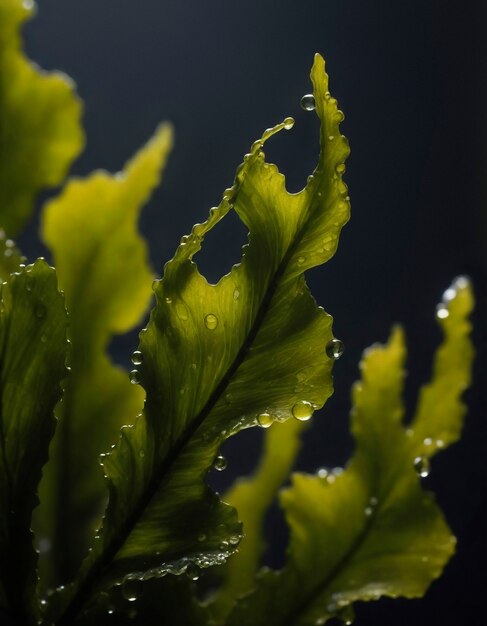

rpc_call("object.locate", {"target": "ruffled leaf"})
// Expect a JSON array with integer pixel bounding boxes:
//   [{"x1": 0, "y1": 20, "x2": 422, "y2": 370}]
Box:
[
  {"x1": 51, "y1": 54, "x2": 350, "y2": 624},
  {"x1": 226, "y1": 278, "x2": 474, "y2": 626},
  {"x1": 0, "y1": 260, "x2": 68, "y2": 624},
  {"x1": 0, "y1": 0, "x2": 84, "y2": 236},
  {"x1": 36, "y1": 124, "x2": 173, "y2": 585}
]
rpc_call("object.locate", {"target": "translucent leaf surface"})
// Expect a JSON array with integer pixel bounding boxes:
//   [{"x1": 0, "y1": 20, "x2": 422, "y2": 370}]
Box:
[
  {"x1": 0, "y1": 0, "x2": 84, "y2": 236},
  {"x1": 0, "y1": 260, "x2": 68, "y2": 624},
  {"x1": 37, "y1": 125, "x2": 173, "y2": 584},
  {"x1": 52, "y1": 54, "x2": 350, "y2": 624},
  {"x1": 226, "y1": 279, "x2": 474, "y2": 626},
  {"x1": 211, "y1": 419, "x2": 305, "y2": 621}
]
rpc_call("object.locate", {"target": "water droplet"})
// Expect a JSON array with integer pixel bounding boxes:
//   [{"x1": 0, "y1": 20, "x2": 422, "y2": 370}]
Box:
[
  {"x1": 335, "y1": 110, "x2": 345, "y2": 122},
  {"x1": 436, "y1": 304, "x2": 449, "y2": 320},
  {"x1": 292, "y1": 400, "x2": 313, "y2": 421},
  {"x1": 213, "y1": 455, "x2": 227, "y2": 471},
  {"x1": 131, "y1": 351, "x2": 143, "y2": 365},
  {"x1": 300, "y1": 94, "x2": 316, "y2": 111},
  {"x1": 328, "y1": 135, "x2": 335, "y2": 142},
  {"x1": 205, "y1": 313, "x2": 218, "y2": 330},
  {"x1": 229, "y1": 534, "x2": 240, "y2": 545},
  {"x1": 233, "y1": 288, "x2": 240, "y2": 301},
  {"x1": 129, "y1": 370, "x2": 140, "y2": 385},
  {"x1": 326, "y1": 338, "x2": 345, "y2": 359},
  {"x1": 443, "y1": 287, "x2": 456, "y2": 302},
  {"x1": 436, "y1": 439, "x2": 445, "y2": 449},
  {"x1": 138, "y1": 449, "x2": 145, "y2": 458},
  {"x1": 336, "y1": 163, "x2": 346, "y2": 175},
  {"x1": 197, "y1": 533, "x2": 206, "y2": 542},
  {"x1": 40, "y1": 333, "x2": 47, "y2": 344},
  {"x1": 317, "y1": 468, "x2": 329, "y2": 479},
  {"x1": 257, "y1": 412, "x2": 273, "y2": 428},
  {"x1": 224, "y1": 392, "x2": 232, "y2": 405},
  {"x1": 165, "y1": 296, "x2": 172, "y2": 304},
  {"x1": 122, "y1": 580, "x2": 138, "y2": 602},
  {"x1": 423, "y1": 437, "x2": 433, "y2": 447},
  {"x1": 186, "y1": 563, "x2": 200, "y2": 581},
  {"x1": 364, "y1": 506, "x2": 373, "y2": 517},
  {"x1": 369, "y1": 496, "x2": 379, "y2": 507},
  {"x1": 283, "y1": 116, "x2": 295, "y2": 130},
  {"x1": 414, "y1": 456, "x2": 430, "y2": 478}
]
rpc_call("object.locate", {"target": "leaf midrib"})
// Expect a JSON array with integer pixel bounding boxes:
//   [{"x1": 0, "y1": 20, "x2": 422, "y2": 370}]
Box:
[{"x1": 58, "y1": 162, "x2": 328, "y2": 625}]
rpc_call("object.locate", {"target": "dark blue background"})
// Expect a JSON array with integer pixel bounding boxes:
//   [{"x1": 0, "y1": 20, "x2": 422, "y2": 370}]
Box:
[{"x1": 21, "y1": 1, "x2": 486, "y2": 624}]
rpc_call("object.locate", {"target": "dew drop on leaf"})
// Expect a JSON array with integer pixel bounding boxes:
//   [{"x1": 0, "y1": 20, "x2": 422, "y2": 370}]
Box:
[
  {"x1": 326, "y1": 338, "x2": 345, "y2": 359},
  {"x1": 257, "y1": 412, "x2": 273, "y2": 428},
  {"x1": 186, "y1": 563, "x2": 200, "y2": 581},
  {"x1": 205, "y1": 313, "x2": 218, "y2": 330},
  {"x1": 292, "y1": 400, "x2": 313, "y2": 421},
  {"x1": 233, "y1": 288, "x2": 240, "y2": 301},
  {"x1": 300, "y1": 94, "x2": 316, "y2": 111},
  {"x1": 122, "y1": 580, "x2": 138, "y2": 602},
  {"x1": 129, "y1": 370, "x2": 140, "y2": 385},
  {"x1": 283, "y1": 116, "x2": 295, "y2": 130},
  {"x1": 435, "y1": 304, "x2": 449, "y2": 320},
  {"x1": 414, "y1": 456, "x2": 430, "y2": 478},
  {"x1": 213, "y1": 454, "x2": 227, "y2": 471},
  {"x1": 131, "y1": 350, "x2": 143, "y2": 365}
]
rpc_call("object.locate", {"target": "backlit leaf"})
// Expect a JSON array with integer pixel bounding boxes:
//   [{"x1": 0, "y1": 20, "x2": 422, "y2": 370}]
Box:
[
  {"x1": 0, "y1": 0, "x2": 84, "y2": 236},
  {"x1": 226, "y1": 278, "x2": 474, "y2": 626},
  {"x1": 51, "y1": 54, "x2": 350, "y2": 623},
  {"x1": 36, "y1": 124, "x2": 173, "y2": 585},
  {"x1": 0, "y1": 260, "x2": 68, "y2": 624}
]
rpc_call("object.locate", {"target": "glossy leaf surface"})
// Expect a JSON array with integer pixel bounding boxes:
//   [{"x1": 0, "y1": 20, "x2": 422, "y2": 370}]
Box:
[
  {"x1": 0, "y1": 0, "x2": 84, "y2": 236},
  {"x1": 53, "y1": 54, "x2": 350, "y2": 624},
  {"x1": 226, "y1": 279, "x2": 474, "y2": 626},
  {"x1": 0, "y1": 260, "x2": 68, "y2": 624},
  {"x1": 37, "y1": 125, "x2": 173, "y2": 584}
]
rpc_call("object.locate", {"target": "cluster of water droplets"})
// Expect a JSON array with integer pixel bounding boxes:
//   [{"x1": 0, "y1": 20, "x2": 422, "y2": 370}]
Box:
[{"x1": 435, "y1": 275, "x2": 469, "y2": 321}]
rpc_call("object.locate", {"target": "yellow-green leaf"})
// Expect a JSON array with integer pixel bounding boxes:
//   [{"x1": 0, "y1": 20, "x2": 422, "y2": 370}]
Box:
[
  {"x1": 0, "y1": 260, "x2": 68, "y2": 624},
  {"x1": 0, "y1": 0, "x2": 84, "y2": 236},
  {"x1": 50, "y1": 54, "x2": 350, "y2": 624},
  {"x1": 36, "y1": 124, "x2": 173, "y2": 585},
  {"x1": 226, "y1": 278, "x2": 474, "y2": 626}
]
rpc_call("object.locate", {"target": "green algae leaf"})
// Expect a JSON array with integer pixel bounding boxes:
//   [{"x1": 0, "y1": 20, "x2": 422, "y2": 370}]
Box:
[
  {"x1": 211, "y1": 419, "x2": 306, "y2": 621},
  {"x1": 0, "y1": 0, "x2": 84, "y2": 237},
  {"x1": 35, "y1": 124, "x2": 173, "y2": 586},
  {"x1": 226, "y1": 278, "x2": 474, "y2": 626},
  {"x1": 0, "y1": 260, "x2": 68, "y2": 624},
  {"x1": 50, "y1": 54, "x2": 350, "y2": 623},
  {"x1": 0, "y1": 230, "x2": 25, "y2": 281}
]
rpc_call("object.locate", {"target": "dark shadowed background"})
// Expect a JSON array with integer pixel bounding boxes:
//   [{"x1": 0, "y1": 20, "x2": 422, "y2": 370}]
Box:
[{"x1": 20, "y1": 1, "x2": 486, "y2": 624}]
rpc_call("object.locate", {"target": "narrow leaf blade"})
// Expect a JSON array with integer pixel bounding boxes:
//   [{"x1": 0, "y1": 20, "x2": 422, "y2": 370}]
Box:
[
  {"x1": 0, "y1": 260, "x2": 68, "y2": 623},
  {"x1": 36, "y1": 124, "x2": 173, "y2": 584}
]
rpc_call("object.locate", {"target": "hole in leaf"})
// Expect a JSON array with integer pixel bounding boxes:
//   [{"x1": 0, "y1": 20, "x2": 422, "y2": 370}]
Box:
[{"x1": 193, "y1": 208, "x2": 248, "y2": 284}]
